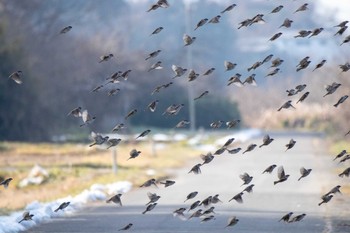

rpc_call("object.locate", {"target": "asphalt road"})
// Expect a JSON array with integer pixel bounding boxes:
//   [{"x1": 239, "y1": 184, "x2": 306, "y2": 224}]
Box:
[{"x1": 25, "y1": 132, "x2": 349, "y2": 233}]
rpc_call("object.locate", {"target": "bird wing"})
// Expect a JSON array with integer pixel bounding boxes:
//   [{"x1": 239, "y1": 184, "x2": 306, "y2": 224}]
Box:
[{"x1": 277, "y1": 166, "x2": 285, "y2": 179}]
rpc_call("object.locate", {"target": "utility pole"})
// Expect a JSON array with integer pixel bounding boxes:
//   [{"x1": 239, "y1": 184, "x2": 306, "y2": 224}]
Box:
[{"x1": 185, "y1": 2, "x2": 196, "y2": 132}]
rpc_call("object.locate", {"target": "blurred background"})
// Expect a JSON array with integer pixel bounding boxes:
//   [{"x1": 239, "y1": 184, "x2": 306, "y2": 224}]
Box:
[{"x1": 0, "y1": 0, "x2": 349, "y2": 213}]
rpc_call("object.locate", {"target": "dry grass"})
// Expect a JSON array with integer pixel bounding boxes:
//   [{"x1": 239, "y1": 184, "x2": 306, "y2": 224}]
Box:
[{"x1": 0, "y1": 141, "x2": 200, "y2": 213}]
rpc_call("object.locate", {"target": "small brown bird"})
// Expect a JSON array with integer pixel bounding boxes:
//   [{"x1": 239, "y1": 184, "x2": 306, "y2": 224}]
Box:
[
  {"x1": 224, "y1": 61, "x2": 237, "y2": 71},
  {"x1": 325, "y1": 185, "x2": 341, "y2": 196},
  {"x1": 294, "y1": 3, "x2": 308, "y2": 13},
  {"x1": 99, "y1": 54, "x2": 114, "y2": 63},
  {"x1": 227, "y1": 147, "x2": 242, "y2": 154},
  {"x1": 18, "y1": 211, "x2": 34, "y2": 223},
  {"x1": 183, "y1": 34, "x2": 196, "y2": 46},
  {"x1": 146, "y1": 4, "x2": 159, "y2": 12},
  {"x1": 136, "y1": 129, "x2": 151, "y2": 139},
  {"x1": 294, "y1": 30, "x2": 312, "y2": 38},
  {"x1": 274, "y1": 166, "x2": 290, "y2": 185},
  {"x1": 60, "y1": 26, "x2": 72, "y2": 34},
  {"x1": 201, "y1": 152, "x2": 214, "y2": 165},
  {"x1": 8, "y1": 70, "x2": 23, "y2": 84},
  {"x1": 201, "y1": 215, "x2": 215, "y2": 223},
  {"x1": 285, "y1": 139, "x2": 296, "y2": 151},
  {"x1": 318, "y1": 194, "x2": 333, "y2": 206},
  {"x1": 339, "y1": 62, "x2": 350, "y2": 72},
  {"x1": 279, "y1": 212, "x2": 293, "y2": 222},
  {"x1": 269, "y1": 32, "x2": 283, "y2": 41},
  {"x1": 146, "y1": 192, "x2": 161, "y2": 205},
  {"x1": 201, "y1": 206, "x2": 215, "y2": 215},
  {"x1": 243, "y1": 74, "x2": 257, "y2": 86},
  {"x1": 128, "y1": 149, "x2": 141, "y2": 160},
  {"x1": 91, "y1": 85, "x2": 104, "y2": 93},
  {"x1": 140, "y1": 178, "x2": 158, "y2": 188},
  {"x1": 279, "y1": 18, "x2": 293, "y2": 28},
  {"x1": 243, "y1": 184, "x2": 255, "y2": 193},
  {"x1": 278, "y1": 100, "x2": 295, "y2": 111},
  {"x1": 243, "y1": 144, "x2": 257, "y2": 154},
  {"x1": 163, "y1": 104, "x2": 184, "y2": 116},
  {"x1": 313, "y1": 60, "x2": 326, "y2": 71},
  {"x1": 199, "y1": 196, "x2": 213, "y2": 207},
  {"x1": 194, "y1": 91, "x2": 209, "y2": 101},
  {"x1": 271, "y1": 58, "x2": 284, "y2": 67},
  {"x1": 309, "y1": 27, "x2": 324, "y2": 38},
  {"x1": 172, "y1": 65, "x2": 187, "y2": 78},
  {"x1": 221, "y1": 4, "x2": 237, "y2": 14},
  {"x1": 145, "y1": 50, "x2": 161, "y2": 60},
  {"x1": 112, "y1": 123, "x2": 125, "y2": 132},
  {"x1": 262, "y1": 164, "x2": 277, "y2": 174},
  {"x1": 259, "y1": 135, "x2": 274, "y2": 148},
  {"x1": 289, "y1": 213, "x2": 306, "y2": 222},
  {"x1": 195, "y1": 18, "x2": 208, "y2": 30},
  {"x1": 247, "y1": 61, "x2": 262, "y2": 72},
  {"x1": 262, "y1": 54, "x2": 274, "y2": 64},
  {"x1": 208, "y1": 15, "x2": 221, "y2": 24},
  {"x1": 89, "y1": 132, "x2": 109, "y2": 147},
  {"x1": 106, "y1": 138, "x2": 122, "y2": 149},
  {"x1": 160, "y1": 180, "x2": 175, "y2": 188},
  {"x1": 297, "y1": 61, "x2": 311, "y2": 72},
  {"x1": 341, "y1": 35, "x2": 350, "y2": 45},
  {"x1": 228, "y1": 192, "x2": 244, "y2": 203},
  {"x1": 150, "y1": 26, "x2": 163, "y2": 36},
  {"x1": 184, "y1": 191, "x2": 198, "y2": 202},
  {"x1": 188, "y1": 209, "x2": 202, "y2": 219},
  {"x1": 125, "y1": 109, "x2": 137, "y2": 120},
  {"x1": 67, "y1": 107, "x2": 82, "y2": 117},
  {"x1": 148, "y1": 61, "x2": 163, "y2": 72},
  {"x1": 108, "y1": 88, "x2": 120, "y2": 96},
  {"x1": 334, "y1": 20, "x2": 349, "y2": 28},
  {"x1": 202, "y1": 68, "x2": 215, "y2": 76},
  {"x1": 211, "y1": 194, "x2": 222, "y2": 204},
  {"x1": 334, "y1": 26, "x2": 348, "y2": 36},
  {"x1": 333, "y1": 150, "x2": 347, "y2": 161},
  {"x1": 187, "y1": 69, "x2": 200, "y2": 82},
  {"x1": 270, "y1": 5, "x2": 283, "y2": 14},
  {"x1": 295, "y1": 84, "x2": 307, "y2": 93},
  {"x1": 54, "y1": 201, "x2": 70, "y2": 212},
  {"x1": 265, "y1": 68, "x2": 280, "y2": 77},
  {"x1": 118, "y1": 223, "x2": 133, "y2": 231},
  {"x1": 147, "y1": 100, "x2": 159, "y2": 112},
  {"x1": 296, "y1": 92, "x2": 310, "y2": 104},
  {"x1": 173, "y1": 207, "x2": 187, "y2": 219},
  {"x1": 106, "y1": 193, "x2": 123, "y2": 206},
  {"x1": 80, "y1": 110, "x2": 96, "y2": 127},
  {"x1": 338, "y1": 167, "x2": 350, "y2": 177},
  {"x1": 0, "y1": 178, "x2": 13, "y2": 189},
  {"x1": 227, "y1": 74, "x2": 243, "y2": 87},
  {"x1": 214, "y1": 147, "x2": 226, "y2": 155},
  {"x1": 298, "y1": 167, "x2": 312, "y2": 181},
  {"x1": 226, "y1": 216, "x2": 239, "y2": 228},
  {"x1": 142, "y1": 203, "x2": 157, "y2": 214},
  {"x1": 223, "y1": 138, "x2": 235, "y2": 147},
  {"x1": 240, "y1": 172, "x2": 253, "y2": 186},
  {"x1": 188, "y1": 163, "x2": 202, "y2": 174},
  {"x1": 210, "y1": 120, "x2": 224, "y2": 129},
  {"x1": 121, "y1": 70, "x2": 132, "y2": 80},
  {"x1": 334, "y1": 95, "x2": 348, "y2": 107},
  {"x1": 175, "y1": 120, "x2": 190, "y2": 128},
  {"x1": 226, "y1": 119, "x2": 241, "y2": 128},
  {"x1": 339, "y1": 154, "x2": 350, "y2": 163}
]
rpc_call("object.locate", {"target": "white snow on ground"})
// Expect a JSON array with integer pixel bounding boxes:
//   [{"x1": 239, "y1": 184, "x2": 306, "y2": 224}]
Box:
[{"x1": 0, "y1": 181, "x2": 132, "y2": 233}]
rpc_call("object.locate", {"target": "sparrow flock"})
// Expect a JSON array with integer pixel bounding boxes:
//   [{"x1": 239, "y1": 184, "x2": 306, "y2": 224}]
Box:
[{"x1": 3, "y1": 0, "x2": 350, "y2": 231}]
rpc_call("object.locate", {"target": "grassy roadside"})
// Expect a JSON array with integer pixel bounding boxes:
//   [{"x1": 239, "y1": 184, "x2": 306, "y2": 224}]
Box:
[{"x1": 0, "y1": 141, "x2": 201, "y2": 214}]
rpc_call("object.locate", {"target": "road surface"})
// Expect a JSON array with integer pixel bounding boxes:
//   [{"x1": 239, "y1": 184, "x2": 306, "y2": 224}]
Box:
[{"x1": 25, "y1": 132, "x2": 349, "y2": 233}]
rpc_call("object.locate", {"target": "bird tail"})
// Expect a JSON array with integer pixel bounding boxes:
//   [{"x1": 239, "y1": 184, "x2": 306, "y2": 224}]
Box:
[
  {"x1": 334, "y1": 103, "x2": 338, "y2": 107},
  {"x1": 142, "y1": 210, "x2": 147, "y2": 214},
  {"x1": 18, "y1": 219, "x2": 24, "y2": 223},
  {"x1": 318, "y1": 202, "x2": 322, "y2": 206},
  {"x1": 273, "y1": 181, "x2": 279, "y2": 185},
  {"x1": 298, "y1": 177, "x2": 302, "y2": 181}
]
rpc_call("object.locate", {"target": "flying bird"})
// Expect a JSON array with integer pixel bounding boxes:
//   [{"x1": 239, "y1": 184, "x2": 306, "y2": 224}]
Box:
[
  {"x1": 296, "y1": 92, "x2": 310, "y2": 104},
  {"x1": 67, "y1": 107, "x2": 82, "y2": 117},
  {"x1": 125, "y1": 109, "x2": 137, "y2": 120},
  {"x1": 294, "y1": 3, "x2": 309, "y2": 13},
  {"x1": 227, "y1": 147, "x2": 242, "y2": 154},
  {"x1": 159, "y1": 180, "x2": 175, "y2": 187},
  {"x1": 298, "y1": 167, "x2": 312, "y2": 181},
  {"x1": 140, "y1": 178, "x2": 158, "y2": 188},
  {"x1": 259, "y1": 135, "x2": 274, "y2": 148},
  {"x1": 333, "y1": 150, "x2": 347, "y2": 161},
  {"x1": 54, "y1": 202, "x2": 70, "y2": 212},
  {"x1": 279, "y1": 212, "x2": 293, "y2": 222},
  {"x1": 224, "y1": 61, "x2": 237, "y2": 71},
  {"x1": 145, "y1": 50, "x2": 161, "y2": 60},
  {"x1": 202, "y1": 68, "x2": 215, "y2": 76},
  {"x1": 172, "y1": 65, "x2": 187, "y2": 78},
  {"x1": 148, "y1": 61, "x2": 163, "y2": 72},
  {"x1": 8, "y1": 71, "x2": 23, "y2": 84},
  {"x1": 184, "y1": 191, "x2": 198, "y2": 202},
  {"x1": 208, "y1": 15, "x2": 221, "y2": 24},
  {"x1": 150, "y1": 26, "x2": 163, "y2": 36},
  {"x1": 99, "y1": 54, "x2": 114, "y2": 63},
  {"x1": 89, "y1": 132, "x2": 109, "y2": 147},
  {"x1": 80, "y1": 110, "x2": 96, "y2": 127},
  {"x1": 175, "y1": 120, "x2": 190, "y2": 128},
  {"x1": 274, "y1": 166, "x2": 290, "y2": 185},
  {"x1": 60, "y1": 26, "x2": 72, "y2": 34},
  {"x1": 228, "y1": 192, "x2": 244, "y2": 203},
  {"x1": 112, "y1": 123, "x2": 125, "y2": 132},
  {"x1": 269, "y1": 32, "x2": 282, "y2": 41},
  {"x1": 118, "y1": 223, "x2": 133, "y2": 231},
  {"x1": 128, "y1": 149, "x2": 141, "y2": 160},
  {"x1": 279, "y1": 18, "x2": 293, "y2": 28},
  {"x1": 285, "y1": 139, "x2": 296, "y2": 151},
  {"x1": 0, "y1": 178, "x2": 13, "y2": 189},
  {"x1": 183, "y1": 34, "x2": 196, "y2": 46},
  {"x1": 188, "y1": 164, "x2": 202, "y2": 174},
  {"x1": 147, "y1": 100, "x2": 159, "y2": 112},
  {"x1": 142, "y1": 203, "x2": 157, "y2": 214},
  {"x1": 262, "y1": 164, "x2": 277, "y2": 174},
  {"x1": 313, "y1": 60, "x2": 326, "y2": 71},
  {"x1": 278, "y1": 100, "x2": 295, "y2": 111},
  {"x1": 243, "y1": 144, "x2": 257, "y2": 154},
  {"x1": 239, "y1": 172, "x2": 253, "y2": 186},
  {"x1": 294, "y1": 30, "x2": 312, "y2": 38},
  {"x1": 146, "y1": 192, "x2": 161, "y2": 205},
  {"x1": 289, "y1": 213, "x2": 306, "y2": 222},
  {"x1": 270, "y1": 5, "x2": 283, "y2": 14},
  {"x1": 225, "y1": 216, "x2": 239, "y2": 228},
  {"x1": 136, "y1": 129, "x2": 151, "y2": 139},
  {"x1": 106, "y1": 138, "x2": 122, "y2": 149},
  {"x1": 106, "y1": 194, "x2": 123, "y2": 206},
  {"x1": 318, "y1": 194, "x2": 333, "y2": 206},
  {"x1": 194, "y1": 18, "x2": 208, "y2": 30},
  {"x1": 18, "y1": 211, "x2": 34, "y2": 223},
  {"x1": 334, "y1": 95, "x2": 348, "y2": 107},
  {"x1": 194, "y1": 91, "x2": 209, "y2": 101},
  {"x1": 221, "y1": 4, "x2": 237, "y2": 14}
]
